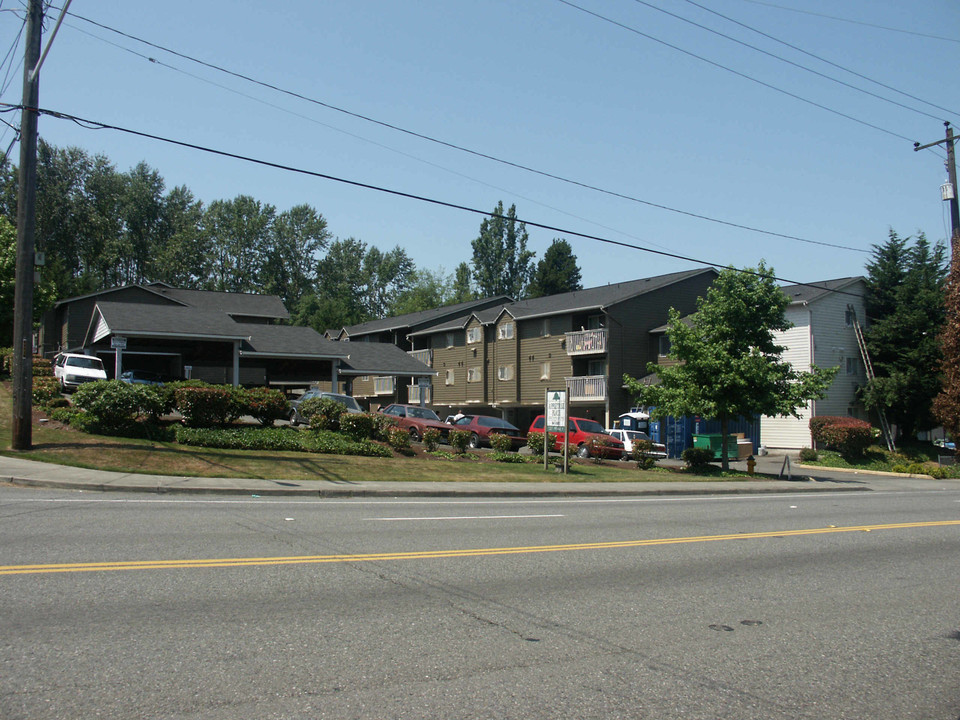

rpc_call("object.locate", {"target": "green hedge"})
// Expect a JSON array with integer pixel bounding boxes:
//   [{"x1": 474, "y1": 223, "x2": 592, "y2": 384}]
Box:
[
  {"x1": 72, "y1": 380, "x2": 164, "y2": 430},
  {"x1": 174, "y1": 426, "x2": 392, "y2": 458},
  {"x1": 810, "y1": 416, "x2": 874, "y2": 458},
  {"x1": 682, "y1": 447, "x2": 714, "y2": 469},
  {"x1": 240, "y1": 386, "x2": 289, "y2": 427},
  {"x1": 174, "y1": 386, "x2": 241, "y2": 427}
]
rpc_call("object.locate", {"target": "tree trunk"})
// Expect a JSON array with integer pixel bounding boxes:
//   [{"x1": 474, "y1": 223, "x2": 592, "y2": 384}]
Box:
[{"x1": 720, "y1": 414, "x2": 729, "y2": 472}]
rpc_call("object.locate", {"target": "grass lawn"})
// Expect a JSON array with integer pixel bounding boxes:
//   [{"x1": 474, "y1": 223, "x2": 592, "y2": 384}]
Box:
[{"x1": 0, "y1": 382, "x2": 754, "y2": 483}]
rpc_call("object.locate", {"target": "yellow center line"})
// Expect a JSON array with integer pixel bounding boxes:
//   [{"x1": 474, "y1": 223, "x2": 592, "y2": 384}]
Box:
[{"x1": 2, "y1": 520, "x2": 958, "y2": 576}]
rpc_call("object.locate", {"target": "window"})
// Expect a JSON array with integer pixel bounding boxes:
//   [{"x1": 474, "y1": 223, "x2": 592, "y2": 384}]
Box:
[
  {"x1": 497, "y1": 322, "x2": 514, "y2": 340},
  {"x1": 845, "y1": 309, "x2": 855, "y2": 327},
  {"x1": 467, "y1": 327, "x2": 482, "y2": 344},
  {"x1": 658, "y1": 336, "x2": 671, "y2": 357},
  {"x1": 497, "y1": 364, "x2": 514, "y2": 381},
  {"x1": 846, "y1": 357, "x2": 857, "y2": 375},
  {"x1": 467, "y1": 366, "x2": 482, "y2": 382},
  {"x1": 359, "y1": 376, "x2": 369, "y2": 382},
  {"x1": 540, "y1": 362, "x2": 551, "y2": 380},
  {"x1": 539, "y1": 319, "x2": 551, "y2": 337},
  {"x1": 445, "y1": 369, "x2": 455, "y2": 386}
]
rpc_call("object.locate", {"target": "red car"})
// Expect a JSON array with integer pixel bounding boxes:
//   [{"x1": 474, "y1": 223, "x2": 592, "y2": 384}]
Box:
[
  {"x1": 528, "y1": 415, "x2": 625, "y2": 459},
  {"x1": 450, "y1": 414, "x2": 527, "y2": 449},
  {"x1": 378, "y1": 403, "x2": 454, "y2": 442}
]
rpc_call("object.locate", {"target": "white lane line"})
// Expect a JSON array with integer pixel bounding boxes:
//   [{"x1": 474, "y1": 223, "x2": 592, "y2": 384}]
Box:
[{"x1": 368, "y1": 514, "x2": 565, "y2": 521}]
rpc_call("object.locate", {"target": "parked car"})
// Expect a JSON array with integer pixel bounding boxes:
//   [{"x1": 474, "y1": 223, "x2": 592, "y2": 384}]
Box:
[
  {"x1": 934, "y1": 438, "x2": 956, "y2": 451},
  {"x1": 289, "y1": 390, "x2": 363, "y2": 426},
  {"x1": 53, "y1": 352, "x2": 107, "y2": 392},
  {"x1": 378, "y1": 403, "x2": 454, "y2": 442},
  {"x1": 119, "y1": 369, "x2": 165, "y2": 386},
  {"x1": 605, "y1": 428, "x2": 667, "y2": 460},
  {"x1": 528, "y1": 415, "x2": 625, "y2": 459},
  {"x1": 451, "y1": 414, "x2": 526, "y2": 449}
]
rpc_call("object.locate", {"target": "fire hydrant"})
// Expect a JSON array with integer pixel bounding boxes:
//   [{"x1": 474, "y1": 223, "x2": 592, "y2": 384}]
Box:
[{"x1": 746, "y1": 455, "x2": 756, "y2": 476}]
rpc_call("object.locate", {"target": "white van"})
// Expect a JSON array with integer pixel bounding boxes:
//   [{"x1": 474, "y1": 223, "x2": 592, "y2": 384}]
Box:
[{"x1": 53, "y1": 353, "x2": 107, "y2": 392}]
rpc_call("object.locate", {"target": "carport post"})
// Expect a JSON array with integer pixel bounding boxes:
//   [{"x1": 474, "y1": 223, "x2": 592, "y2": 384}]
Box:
[
  {"x1": 232, "y1": 340, "x2": 240, "y2": 387},
  {"x1": 331, "y1": 359, "x2": 339, "y2": 393}
]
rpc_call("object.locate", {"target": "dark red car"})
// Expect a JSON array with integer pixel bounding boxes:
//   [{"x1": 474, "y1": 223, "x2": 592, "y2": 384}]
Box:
[
  {"x1": 528, "y1": 415, "x2": 625, "y2": 459},
  {"x1": 450, "y1": 414, "x2": 527, "y2": 449},
  {"x1": 378, "y1": 403, "x2": 454, "y2": 442}
]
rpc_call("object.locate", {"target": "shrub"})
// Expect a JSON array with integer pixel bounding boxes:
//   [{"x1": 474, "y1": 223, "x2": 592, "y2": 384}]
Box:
[
  {"x1": 682, "y1": 447, "x2": 714, "y2": 469},
  {"x1": 422, "y1": 427, "x2": 442, "y2": 451},
  {"x1": 489, "y1": 432, "x2": 513, "y2": 453},
  {"x1": 798, "y1": 447, "x2": 818, "y2": 463},
  {"x1": 32, "y1": 376, "x2": 61, "y2": 406},
  {"x1": 44, "y1": 396, "x2": 70, "y2": 410},
  {"x1": 493, "y1": 451, "x2": 527, "y2": 463},
  {"x1": 49, "y1": 406, "x2": 82, "y2": 424},
  {"x1": 587, "y1": 435, "x2": 615, "y2": 463},
  {"x1": 632, "y1": 439, "x2": 656, "y2": 470},
  {"x1": 526, "y1": 431, "x2": 556, "y2": 457},
  {"x1": 302, "y1": 396, "x2": 347, "y2": 431},
  {"x1": 176, "y1": 425, "x2": 306, "y2": 452},
  {"x1": 387, "y1": 426, "x2": 412, "y2": 453},
  {"x1": 174, "y1": 385, "x2": 241, "y2": 428},
  {"x1": 340, "y1": 413, "x2": 375, "y2": 442},
  {"x1": 32, "y1": 356, "x2": 54, "y2": 377},
  {"x1": 449, "y1": 429, "x2": 471, "y2": 454},
  {"x1": 0, "y1": 348, "x2": 12, "y2": 376},
  {"x1": 72, "y1": 380, "x2": 163, "y2": 431},
  {"x1": 369, "y1": 412, "x2": 399, "y2": 441},
  {"x1": 240, "y1": 386, "x2": 289, "y2": 427},
  {"x1": 811, "y1": 416, "x2": 874, "y2": 458}
]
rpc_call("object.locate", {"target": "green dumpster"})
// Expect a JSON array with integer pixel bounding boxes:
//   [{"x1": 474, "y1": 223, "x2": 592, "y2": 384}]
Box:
[{"x1": 691, "y1": 434, "x2": 738, "y2": 460}]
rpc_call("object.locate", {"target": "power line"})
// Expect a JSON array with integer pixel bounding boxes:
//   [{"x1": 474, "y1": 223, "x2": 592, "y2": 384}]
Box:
[
  {"x1": 680, "y1": 0, "x2": 959, "y2": 119},
  {"x1": 632, "y1": 0, "x2": 952, "y2": 123},
  {"x1": 51, "y1": 6, "x2": 869, "y2": 255},
  {"x1": 737, "y1": 0, "x2": 960, "y2": 45},
  {"x1": 11, "y1": 102, "x2": 867, "y2": 299},
  {"x1": 556, "y1": 0, "x2": 917, "y2": 144}
]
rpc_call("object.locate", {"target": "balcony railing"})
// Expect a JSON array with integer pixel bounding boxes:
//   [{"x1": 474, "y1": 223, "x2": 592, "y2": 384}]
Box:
[
  {"x1": 408, "y1": 348, "x2": 433, "y2": 367},
  {"x1": 408, "y1": 383, "x2": 431, "y2": 404},
  {"x1": 565, "y1": 328, "x2": 608, "y2": 356},
  {"x1": 566, "y1": 375, "x2": 607, "y2": 402},
  {"x1": 373, "y1": 376, "x2": 395, "y2": 395}
]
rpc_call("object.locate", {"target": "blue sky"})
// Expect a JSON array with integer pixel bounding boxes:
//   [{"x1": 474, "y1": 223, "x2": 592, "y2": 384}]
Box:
[{"x1": 2, "y1": 0, "x2": 958, "y2": 291}]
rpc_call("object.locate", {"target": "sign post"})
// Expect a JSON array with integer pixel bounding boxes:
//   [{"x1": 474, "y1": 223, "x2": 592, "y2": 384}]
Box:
[{"x1": 545, "y1": 389, "x2": 568, "y2": 474}]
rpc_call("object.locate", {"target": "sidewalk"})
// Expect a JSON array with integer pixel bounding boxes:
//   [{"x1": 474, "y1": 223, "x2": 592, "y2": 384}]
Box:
[{"x1": 2, "y1": 451, "x2": 951, "y2": 498}]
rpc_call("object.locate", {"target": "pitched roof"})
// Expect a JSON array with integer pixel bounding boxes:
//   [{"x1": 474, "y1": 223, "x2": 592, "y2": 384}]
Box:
[
  {"x1": 408, "y1": 269, "x2": 717, "y2": 336},
  {"x1": 338, "y1": 295, "x2": 512, "y2": 338},
  {"x1": 237, "y1": 323, "x2": 351, "y2": 359},
  {"x1": 338, "y1": 343, "x2": 435, "y2": 377},
  {"x1": 148, "y1": 285, "x2": 289, "y2": 320},
  {"x1": 780, "y1": 276, "x2": 865, "y2": 305}
]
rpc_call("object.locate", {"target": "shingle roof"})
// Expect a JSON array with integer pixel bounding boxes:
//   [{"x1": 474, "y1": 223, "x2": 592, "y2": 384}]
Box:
[
  {"x1": 339, "y1": 295, "x2": 512, "y2": 338},
  {"x1": 780, "y1": 276, "x2": 864, "y2": 305},
  {"x1": 149, "y1": 285, "x2": 290, "y2": 319},
  {"x1": 237, "y1": 323, "x2": 351, "y2": 359},
  {"x1": 408, "y1": 269, "x2": 716, "y2": 337},
  {"x1": 338, "y1": 342, "x2": 435, "y2": 376}
]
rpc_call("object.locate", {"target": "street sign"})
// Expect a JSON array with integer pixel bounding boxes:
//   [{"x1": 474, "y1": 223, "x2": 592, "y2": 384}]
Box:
[
  {"x1": 546, "y1": 390, "x2": 566, "y2": 432},
  {"x1": 110, "y1": 335, "x2": 127, "y2": 350}
]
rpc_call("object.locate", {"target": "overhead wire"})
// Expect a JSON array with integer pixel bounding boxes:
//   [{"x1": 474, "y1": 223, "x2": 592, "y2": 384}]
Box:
[
  {"x1": 50, "y1": 6, "x2": 869, "y2": 254},
  {"x1": 736, "y1": 0, "x2": 960, "y2": 45},
  {"x1": 631, "y1": 0, "x2": 953, "y2": 123},
  {"x1": 2, "y1": 101, "x2": 868, "y2": 299},
  {"x1": 679, "y1": 0, "x2": 959, "y2": 118},
  {"x1": 555, "y1": 0, "x2": 917, "y2": 144}
]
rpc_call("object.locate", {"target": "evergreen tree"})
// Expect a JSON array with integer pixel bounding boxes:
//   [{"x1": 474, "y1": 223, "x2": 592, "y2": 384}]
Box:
[
  {"x1": 934, "y1": 248, "x2": 960, "y2": 450},
  {"x1": 451, "y1": 262, "x2": 475, "y2": 303},
  {"x1": 470, "y1": 201, "x2": 534, "y2": 299},
  {"x1": 863, "y1": 231, "x2": 947, "y2": 439},
  {"x1": 527, "y1": 238, "x2": 582, "y2": 298}
]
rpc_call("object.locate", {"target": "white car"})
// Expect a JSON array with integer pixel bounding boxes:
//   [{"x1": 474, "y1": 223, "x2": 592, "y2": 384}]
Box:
[
  {"x1": 53, "y1": 353, "x2": 107, "y2": 392},
  {"x1": 605, "y1": 429, "x2": 668, "y2": 459}
]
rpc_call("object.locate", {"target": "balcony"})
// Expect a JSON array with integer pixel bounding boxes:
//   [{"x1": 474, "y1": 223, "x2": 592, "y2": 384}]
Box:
[
  {"x1": 408, "y1": 383, "x2": 431, "y2": 404},
  {"x1": 565, "y1": 328, "x2": 607, "y2": 356},
  {"x1": 373, "y1": 376, "x2": 395, "y2": 395},
  {"x1": 408, "y1": 348, "x2": 433, "y2": 367},
  {"x1": 566, "y1": 375, "x2": 607, "y2": 402}
]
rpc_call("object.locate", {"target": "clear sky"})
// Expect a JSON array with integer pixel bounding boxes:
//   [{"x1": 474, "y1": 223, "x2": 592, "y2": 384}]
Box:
[{"x1": 2, "y1": 0, "x2": 958, "y2": 291}]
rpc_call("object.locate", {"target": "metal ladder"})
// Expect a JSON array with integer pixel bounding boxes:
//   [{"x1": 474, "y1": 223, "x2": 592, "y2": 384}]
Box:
[{"x1": 848, "y1": 304, "x2": 896, "y2": 452}]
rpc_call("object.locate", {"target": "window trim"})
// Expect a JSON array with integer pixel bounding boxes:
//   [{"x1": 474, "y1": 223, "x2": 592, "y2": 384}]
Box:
[
  {"x1": 467, "y1": 366, "x2": 482, "y2": 383},
  {"x1": 466, "y1": 327, "x2": 482, "y2": 344},
  {"x1": 497, "y1": 322, "x2": 514, "y2": 340},
  {"x1": 497, "y1": 363, "x2": 514, "y2": 381}
]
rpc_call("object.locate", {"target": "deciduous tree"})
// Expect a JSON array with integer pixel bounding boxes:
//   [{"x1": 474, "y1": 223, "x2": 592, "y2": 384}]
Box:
[
  {"x1": 624, "y1": 263, "x2": 837, "y2": 471},
  {"x1": 934, "y1": 249, "x2": 960, "y2": 450}
]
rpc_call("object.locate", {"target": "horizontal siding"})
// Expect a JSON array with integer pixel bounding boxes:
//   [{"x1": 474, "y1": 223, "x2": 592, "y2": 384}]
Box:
[{"x1": 761, "y1": 308, "x2": 811, "y2": 449}]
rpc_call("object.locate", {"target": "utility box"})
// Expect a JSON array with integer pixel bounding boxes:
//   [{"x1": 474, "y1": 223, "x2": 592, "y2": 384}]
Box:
[{"x1": 692, "y1": 434, "x2": 738, "y2": 460}]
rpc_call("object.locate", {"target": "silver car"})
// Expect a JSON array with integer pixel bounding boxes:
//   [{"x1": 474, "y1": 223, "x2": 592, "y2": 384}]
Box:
[{"x1": 288, "y1": 390, "x2": 363, "y2": 426}]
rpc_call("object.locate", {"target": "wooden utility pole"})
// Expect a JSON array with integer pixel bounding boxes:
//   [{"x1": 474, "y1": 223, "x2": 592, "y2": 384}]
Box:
[
  {"x1": 914, "y1": 122, "x2": 960, "y2": 258},
  {"x1": 11, "y1": 0, "x2": 42, "y2": 450}
]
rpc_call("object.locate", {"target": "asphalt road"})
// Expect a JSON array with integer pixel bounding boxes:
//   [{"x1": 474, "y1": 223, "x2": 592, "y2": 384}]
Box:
[{"x1": 1, "y1": 485, "x2": 959, "y2": 719}]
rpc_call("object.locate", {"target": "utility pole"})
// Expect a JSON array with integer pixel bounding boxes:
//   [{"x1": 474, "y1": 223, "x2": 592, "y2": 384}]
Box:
[
  {"x1": 11, "y1": 0, "x2": 43, "y2": 450},
  {"x1": 914, "y1": 121, "x2": 960, "y2": 259}
]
